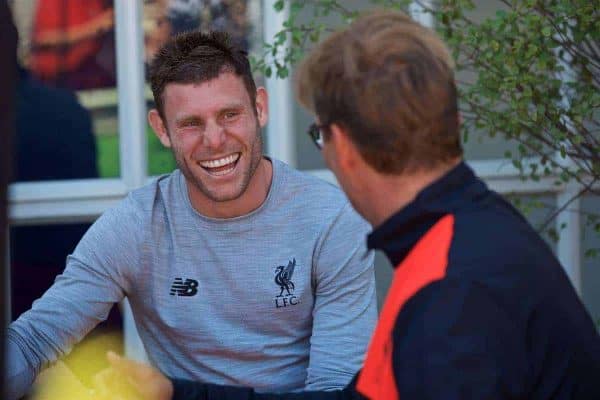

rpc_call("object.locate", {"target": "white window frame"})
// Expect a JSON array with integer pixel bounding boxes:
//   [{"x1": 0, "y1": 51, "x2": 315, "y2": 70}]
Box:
[{"x1": 6, "y1": 0, "x2": 591, "y2": 360}]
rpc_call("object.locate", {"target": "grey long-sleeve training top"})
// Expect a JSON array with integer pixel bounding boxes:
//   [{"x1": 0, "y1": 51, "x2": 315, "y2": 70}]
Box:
[{"x1": 7, "y1": 159, "x2": 377, "y2": 399}]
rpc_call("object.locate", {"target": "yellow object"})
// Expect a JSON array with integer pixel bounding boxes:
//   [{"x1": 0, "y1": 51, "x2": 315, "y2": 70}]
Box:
[{"x1": 29, "y1": 331, "x2": 131, "y2": 400}]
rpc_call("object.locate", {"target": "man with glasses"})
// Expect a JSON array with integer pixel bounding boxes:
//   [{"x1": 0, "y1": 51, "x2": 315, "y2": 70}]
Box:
[
  {"x1": 6, "y1": 30, "x2": 377, "y2": 400},
  {"x1": 102, "y1": 9, "x2": 600, "y2": 400}
]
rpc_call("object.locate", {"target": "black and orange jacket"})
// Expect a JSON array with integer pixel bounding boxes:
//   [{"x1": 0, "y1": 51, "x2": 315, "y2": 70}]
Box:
[{"x1": 173, "y1": 162, "x2": 600, "y2": 400}]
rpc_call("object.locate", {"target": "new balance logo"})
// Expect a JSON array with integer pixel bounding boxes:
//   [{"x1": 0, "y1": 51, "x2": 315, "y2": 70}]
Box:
[{"x1": 170, "y1": 278, "x2": 198, "y2": 296}]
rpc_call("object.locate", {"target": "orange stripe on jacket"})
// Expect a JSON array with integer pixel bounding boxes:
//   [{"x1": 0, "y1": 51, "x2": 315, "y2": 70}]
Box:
[{"x1": 356, "y1": 214, "x2": 454, "y2": 400}]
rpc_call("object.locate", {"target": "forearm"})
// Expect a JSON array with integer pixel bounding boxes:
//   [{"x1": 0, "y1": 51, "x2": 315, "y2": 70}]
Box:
[
  {"x1": 6, "y1": 330, "x2": 38, "y2": 400},
  {"x1": 105, "y1": 348, "x2": 364, "y2": 400}
]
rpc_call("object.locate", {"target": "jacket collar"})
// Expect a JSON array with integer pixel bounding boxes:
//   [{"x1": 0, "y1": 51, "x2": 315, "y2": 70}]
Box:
[{"x1": 367, "y1": 161, "x2": 487, "y2": 267}]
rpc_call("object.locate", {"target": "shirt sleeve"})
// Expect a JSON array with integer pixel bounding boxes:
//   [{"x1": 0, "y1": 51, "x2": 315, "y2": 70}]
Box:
[
  {"x1": 6, "y1": 199, "x2": 142, "y2": 400},
  {"x1": 391, "y1": 278, "x2": 530, "y2": 400},
  {"x1": 306, "y1": 202, "x2": 377, "y2": 390}
]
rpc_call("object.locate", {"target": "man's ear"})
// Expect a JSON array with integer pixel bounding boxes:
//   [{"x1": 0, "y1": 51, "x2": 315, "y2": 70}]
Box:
[
  {"x1": 329, "y1": 123, "x2": 359, "y2": 170},
  {"x1": 148, "y1": 109, "x2": 171, "y2": 148},
  {"x1": 255, "y1": 87, "x2": 268, "y2": 128}
]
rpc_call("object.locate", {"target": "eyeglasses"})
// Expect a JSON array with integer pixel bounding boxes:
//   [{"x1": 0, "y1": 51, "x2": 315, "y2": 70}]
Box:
[{"x1": 307, "y1": 123, "x2": 326, "y2": 150}]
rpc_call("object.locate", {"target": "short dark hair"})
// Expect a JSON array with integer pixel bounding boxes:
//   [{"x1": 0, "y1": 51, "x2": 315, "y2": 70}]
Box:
[
  {"x1": 149, "y1": 30, "x2": 257, "y2": 119},
  {"x1": 296, "y1": 10, "x2": 462, "y2": 174}
]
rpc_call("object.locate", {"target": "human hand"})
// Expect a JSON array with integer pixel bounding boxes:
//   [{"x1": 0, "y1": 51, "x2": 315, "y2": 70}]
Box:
[{"x1": 95, "y1": 351, "x2": 174, "y2": 400}]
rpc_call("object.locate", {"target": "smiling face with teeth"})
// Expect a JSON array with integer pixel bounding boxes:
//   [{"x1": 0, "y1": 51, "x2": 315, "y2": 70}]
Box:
[{"x1": 148, "y1": 71, "x2": 271, "y2": 218}]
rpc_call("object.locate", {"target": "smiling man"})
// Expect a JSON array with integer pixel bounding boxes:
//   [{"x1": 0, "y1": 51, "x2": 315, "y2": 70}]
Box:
[
  {"x1": 146, "y1": 42, "x2": 270, "y2": 218},
  {"x1": 6, "y1": 31, "x2": 377, "y2": 400}
]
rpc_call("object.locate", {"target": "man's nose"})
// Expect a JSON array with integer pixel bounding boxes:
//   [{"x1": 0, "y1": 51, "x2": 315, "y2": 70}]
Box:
[{"x1": 202, "y1": 121, "x2": 226, "y2": 148}]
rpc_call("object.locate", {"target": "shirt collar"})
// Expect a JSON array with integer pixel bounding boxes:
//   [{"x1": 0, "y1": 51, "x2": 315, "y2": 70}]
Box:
[{"x1": 367, "y1": 161, "x2": 487, "y2": 266}]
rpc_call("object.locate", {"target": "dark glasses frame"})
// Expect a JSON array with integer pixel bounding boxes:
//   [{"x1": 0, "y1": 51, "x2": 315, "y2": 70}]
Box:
[{"x1": 307, "y1": 123, "x2": 326, "y2": 150}]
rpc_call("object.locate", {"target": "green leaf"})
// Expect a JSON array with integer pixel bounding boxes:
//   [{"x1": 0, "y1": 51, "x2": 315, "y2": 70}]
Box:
[
  {"x1": 559, "y1": 146, "x2": 566, "y2": 158},
  {"x1": 541, "y1": 26, "x2": 552, "y2": 37},
  {"x1": 277, "y1": 66, "x2": 289, "y2": 79}
]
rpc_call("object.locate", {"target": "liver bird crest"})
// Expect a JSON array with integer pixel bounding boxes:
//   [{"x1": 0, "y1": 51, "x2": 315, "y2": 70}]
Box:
[{"x1": 275, "y1": 258, "x2": 296, "y2": 297}]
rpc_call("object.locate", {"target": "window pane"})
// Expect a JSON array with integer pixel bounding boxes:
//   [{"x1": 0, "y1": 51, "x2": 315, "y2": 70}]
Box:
[
  {"x1": 581, "y1": 195, "x2": 600, "y2": 325},
  {"x1": 10, "y1": 0, "x2": 120, "y2": 180},
  {"x1": 143, "y1": 0, "x2": 263, "y2": 176}
]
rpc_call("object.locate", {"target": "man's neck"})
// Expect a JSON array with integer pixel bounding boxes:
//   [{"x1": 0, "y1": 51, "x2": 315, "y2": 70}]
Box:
[
  {"x1": 362, "y1": 158, "x2": 462, "y2": 228},
  {"x1": 187, "y1": 158, "x2": 273, "y2": 219}
]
